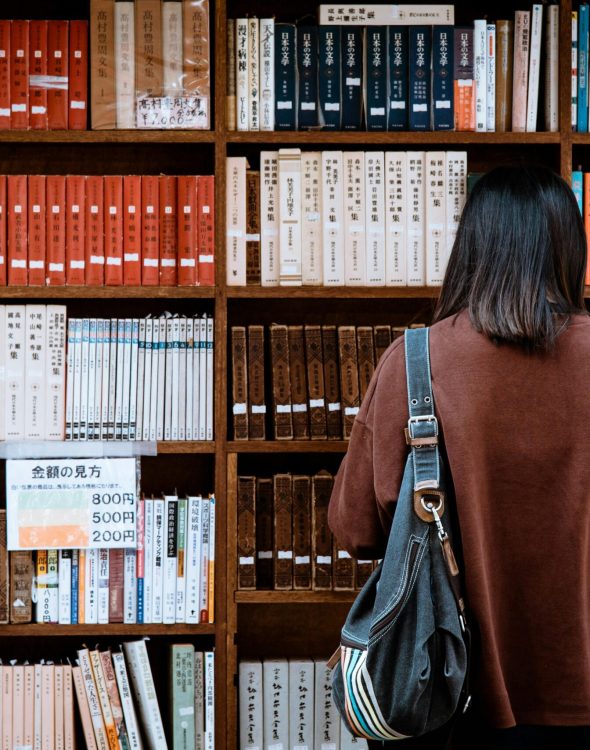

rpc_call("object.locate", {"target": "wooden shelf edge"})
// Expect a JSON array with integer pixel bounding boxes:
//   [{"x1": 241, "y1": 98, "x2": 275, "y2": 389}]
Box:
[
  {"x1": 0, "y1": 624, "x2": 216, "y2": 636},
  {"x1": 157, "y1": 441, "x2": 216, "y2": 453},
  {"x1": 235, "y1": 591, "x2": 356, "y2": 604},
  {"x1": 0, "y1": 286, "x2": 216, "y2": 299},
  {"x1": 227, "y1": 131, "x2": 561, "y2": 145},
  {"x1": 0, "y1": 130, "x2": 216, "y2": 144},
  {"x1": 227, "y1": 286, "x2": 440, "y2": 299},
  {"x1": 227, "y1": 440, "x2": 348, "y2": 453}
]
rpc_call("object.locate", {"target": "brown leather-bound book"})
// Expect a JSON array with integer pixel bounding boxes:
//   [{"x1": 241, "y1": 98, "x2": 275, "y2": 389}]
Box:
[
  {"x1": 496, "y1": 20, "x2": 513, "y2": 132},
  {"x1": 321, "y1": 325, "x2": 342, "y2": 440},
  {"x1": 255, "y1": 477, "x2": 273, "y2": 589},
  {"x1": 274, "y1": 474, "x2": 293, "y2": 589},
  {"x1": 231, "y1": 326, "x2": 249, "y2": 440},
  {"x1": 355, "y1": 559, "x2": 374, "y2": 589},
  {"x1": 246, "y1": 171, "x2": 261, "y2": 284},
  {"x1": 237, "y1": 476, "x2": 257, "y2": 589},
  {"x1": 270, "y1": 324, "x2": 294, "y2": 440},
  {"x1": 9, "y1": 550, "x2": 33, "y2": 623},
  {"x1": 338, "y1": 326, "x2": 360, "y2": 439},
  {"x1": 357, "y1": 327, "x2": 376, "y2": 404},
  {"x1": 108, "y1": 549, "x2": 124, "y2": 623},
  {"x1": 0, "y1": 510, "x2": 7, "y2": 623},
  {"x1": 391, "y1": 325, "x2": 406, "y2": 341},
  {"x1": 312, "y1": 471, "x2": 334, "y2": 590},
  {"x1": 135, "y1": 0, "x2": 163, "y2": 97},
  {"x1": 90, "y1": 0, "x2": 116, "y2": 129},
  {"x1": 333, "y1": 537, "x2": 354, "y2": 591},
  {"x1": 247, "y1": 325, "x2": 266, "y2": 440},
  {"x1": 292, "y1": 475, "x2": 312, "y2": 590},
  {"x1": 288, "y1": 326, "x2": 310, "y2": 439},
  {"x1": 304, "y1": 325, "x2": 328, "y2": 439},
  {"x1": 373, "y1": 325, "x2": 391, "y2": 363}
]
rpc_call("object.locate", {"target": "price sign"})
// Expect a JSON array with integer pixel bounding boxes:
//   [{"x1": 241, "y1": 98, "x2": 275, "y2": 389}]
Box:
[
  {"x1": 6, "y1": 458, "x2": 138, "y2": 550},
  {"x1": 136, "y1": 96, "x2": 208, "y2": 129}
]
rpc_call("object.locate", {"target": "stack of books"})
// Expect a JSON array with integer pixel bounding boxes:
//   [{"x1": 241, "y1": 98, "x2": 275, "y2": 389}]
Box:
[
  {"x1": 227, "y1": 151, "x2": 467, "y2": 287},
  {"x1": 227, "y1": 3, "x2": 558, "y2": 133}
]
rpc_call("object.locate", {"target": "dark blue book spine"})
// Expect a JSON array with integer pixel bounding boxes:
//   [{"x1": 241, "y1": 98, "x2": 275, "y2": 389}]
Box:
[
  {"x1": 365, "y1": 26, "x2": 388, "y2": 131},
  {"x1": 297, "y1": 25, "x2": 319, "y2": 128},
  {"x1": 275, "y1": 23, "x2": 297, "y2": 130},
  {"x1": 319, "y1": 26, "x2": 342, "y2": 129},
  {"x1": 409, "y1": 25, "x2": 432, "y2": 131},
  {"x1": 387, "y1": 26, "x2": 408, "y2": 130},
  {"x1": 432, "y1": 26, "x2": 454, "y2": 130},
  {"x1": 70, "y1": 550, "x2": 78, "y2": 624},
  {"x1": 341, "y1": 27, "x2": 363, "y2": 130}
]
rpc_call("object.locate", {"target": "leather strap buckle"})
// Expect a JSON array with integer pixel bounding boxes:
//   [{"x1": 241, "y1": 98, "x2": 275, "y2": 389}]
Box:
[{"x1": 405, "y1": 415, "x2": 439, "y2": 447}]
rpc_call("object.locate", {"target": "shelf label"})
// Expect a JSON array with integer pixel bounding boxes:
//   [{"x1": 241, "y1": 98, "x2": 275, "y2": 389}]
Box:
[
  {"x1": 6, "y1": 457, "x2": 138, "y2": 550},
  {"x1": 136, "y1": 96, "x2": 208, "y2": 129}
]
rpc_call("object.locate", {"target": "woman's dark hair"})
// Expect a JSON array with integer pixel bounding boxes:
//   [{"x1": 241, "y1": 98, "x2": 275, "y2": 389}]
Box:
[{"x1": 433, "y1": 165, "x2": 587, "y2": 351}]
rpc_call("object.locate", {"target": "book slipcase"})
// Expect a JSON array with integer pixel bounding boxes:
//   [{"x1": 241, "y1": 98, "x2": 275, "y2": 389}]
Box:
[{"x1": 0, "y1": 1, "x2": 581, "y2": 749}]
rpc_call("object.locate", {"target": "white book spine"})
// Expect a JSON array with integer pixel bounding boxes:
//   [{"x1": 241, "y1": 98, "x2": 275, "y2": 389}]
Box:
[
  {"x1": 24, "y1": 305, "x2": 46, "y2": 440},
  {"x1": 114, "y1": 319, "x2": 125, "y2": 440},
  {"x1": 152, "y1": 497, "x2": 165, "y2": 623},
  {"x1": 426, "y1": 151, "x2": 447, "y2": 286},
  {"x1": 192, "y1": 319, "x2": 200, "y2": 442},
  {"x1": 278, "y1": 148, "x2": 303, "y2": 286},
  {"x1": 111, "y1": 652, "x2": 143, "y2": 750},
  {"x1": 84, "y1": 549, "x2": 98, "y2": 623},
  {"x1": 322, "y1": 151, "x2": 345, "y2": 285},
  {"x1": 486, "y1": 24, "x2": 496, "y2": 132},
  {"x1": 178, "y1": 317, "x2": 187, "y2": 441},
  {"x1": 318, "y1": 4, "x2": 454, "y2": 25},
  {"x1": 148, "y1": 319, "x2": 159, "y2": 442},
  {"x1": 124, "y1": 547, "x2": 137, "y2": 624},
  {"x1": 260, "y1": 19, "x2": 275, "y2": 131},
  {"x1": 236, "y1": 18, "x2": 249, "y2": 130},
  {"x1": 262, "y1": 661, "x2": 289, "y2": 750},
  {"x1": 365, "y1": 151, "x2": 386, "y2": 285},
  {"x1": 93, "y1": 319, "x2": 104, "y2": 440},
  {"x1": 170, "y1": 317, "x2": 180, "y2": 441},
  {"x1": 163, "y1": 495, "x2": 178, "y2": 624},
  {"x1": 288, "y1": 660, "x2": 315, "y2": 750},
  {"x1": 58, "y1": 550, "x2": 72, "y2": 625},
  {"x1": 144, "y1": 498, "x2": 154, "y2": 624},
  {"x1": 129, "y1": 318, "x2": 139, "y2": 440},
  {"x1": 314, "y1": 660, "x2": 341, "y2": 749},
  {"x1": 135, "y1": 318, "x2": 146, "y2": 441},
  {"x1": 72, "y1": 318, "x2": 83, "y2": 441},
  {"x1": 0, "y1": 306, "x2": 5, "y2": 442},
  {"x1": 114, "y1": 2, "x2": 136, "y2": 129},
  {"x1": 122, "y1": 640, "x2": 167, "y2": 750},
  {"x1": 385, "y1": 152, "x2": 407, "y2": 286},
  {"x1": 343, "y1": 151, "x2": 366, "y2": 286},
  {"x1": 100, "y1": 320, "x2": 111, "y2": 441},
  {"x1": 65, "y1": 319, "x2": 75, "y2": 440},
  {"x1": 545, "y1": 4, "x2": 559, "y2": 133},
  {"x1": 80, "y1": 318, "x2": 90, "y2": 440},
  {"x1": 164, "y1": 316, "x2": 174, "y2": 441},
  {"x1": 121, "y1": 318, "x2": 132, "y2": 440},
  {"x1": 87, "y1": 318, "x2": 97, "y2": 440},
  {"x1": 248, "y1": 18, "x2": 260, "y2": 131},
  {"x1": 142, "y1": 318, "x2": 153, "y2": 442},
  {"x1": 156, "y1": 317, "x2": 167, "y2": 441},
  {"x1": 185, "y1": 318, "x2": 194, "y2": 441},
  {"x1": 238, "y1": 661, "x2": 263, "y2": 750},
  {"x1": 34, "y1": 664, "x2": 42, "y2": 750},
  {"x1": 185, "y1": 496, "x2": 203, "y2": 624},
  {"x1": 204, "y1": 652, "x2": 215, "y2": 750},
  {"x1": 301, "y1": 151, "x2": 323, "y2": 285},
  {"x1": 226, "y1": 156, "x2": 247, "y2": 285},
  {"x1": 5, "y1": 306, "x2": 26, "y2": 440},
  {"x1": 406, "y1": 151, "x2": 425, "y2": 286},
  {"x1": 107, "y1": 318, "x2": 118, "y2": 440},
  {"x1": 162, "y1": 0, "x2": 183, "y2": 97},
  {"x1": 198, "y1": 317, "x2": 207, "y2": 441},
  {"x1": 97, "y1": 548, "x2": 109, "y2": 625},
  {"x1": 474, "y1": 19, "x2": 487, "y2": 132},
  {"x1": 205, "y1": 317, "x2": 213, "y2": 441},
  {"x1": 445, "y1": 152, "x2": 468, "y2": 263},
  {"x1": 260, "y1": 151, "x2": 280, "y2": 286},
  {"x1": 526, "y1": 5, "x2": 543, "y2": 132}
]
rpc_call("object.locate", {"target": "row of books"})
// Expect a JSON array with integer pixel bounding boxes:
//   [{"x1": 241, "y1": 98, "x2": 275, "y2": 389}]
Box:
[
  {"x1": 572, "y1": 169, "x2": 590, "y2": 286},
  {"x1": 90, "y1": 0, "x2": 210, "y2": 130},
  {"x1": 231, "y1": 323, "x2": 417, "y2": 442},
  {"x1": 1, "y1": 494, "x2": 216, "y2": 625},
  {"x1": 573, "y1": 6, "x2": 590, "y2": 132},
  {"x1": 0, "y1": 20, "x2": 87, "y2": 130},
  {"x1": 227, "y1": 151, "x2": 467, "y2": 288},
  {"x1": 0, "y1": 174, "x2": 215, "y2": 287},
  {"x1": 239, "y1": 659, "x2": 365, "y2": 750},
  {"x1": 238, "y1": 472, "x2": 374, "y2": 592},
  {"x1": 227, "y1": 5, "x2": 559, "y2": 133}
]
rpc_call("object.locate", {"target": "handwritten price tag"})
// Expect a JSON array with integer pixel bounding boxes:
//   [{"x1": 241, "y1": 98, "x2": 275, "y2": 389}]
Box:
[{"x1": 136, "y1": 96, "x2": 208, "y2": 129}]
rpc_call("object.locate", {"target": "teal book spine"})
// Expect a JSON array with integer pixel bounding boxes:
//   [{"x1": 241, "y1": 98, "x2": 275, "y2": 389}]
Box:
[{"x1": 170, "y1": 643, "x2": 196, "y2": 750}]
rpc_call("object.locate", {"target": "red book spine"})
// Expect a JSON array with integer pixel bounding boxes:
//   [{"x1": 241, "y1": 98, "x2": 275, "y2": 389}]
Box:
[
  {"x1": 104, "y1": 175, "x2": 123, "y2": 285},
  {"x1": 10, "y1": 21, "x2": 29, "y2": 130},
  {"x1": 197, "y1": 174, "x2": 215, "y2": 286},
  {"x1": 66, "y1": 175, "x2": 86, "y2": 285},
  {"x1": 47, "y1": 21, "x2": 68, "y2": 130},
  {"x1": 177, "y1": 175, "x2": 197, "y2": 286},
  {"x1": 123, "y1": 175, "x2": 142, "y2": 285},
  {"x1": 28, "y1": 20, "x2": 48, "y2": 130},
  {"x1": 7, "y1": 175, "x2": 27, "y2": 285},
  {"x1": 28, "y1": 174, "x2": 46, "y2": 286},
  {"x1": 68, "y1": 20, "x2": 88, "y2": 130},
  {"x1": 108, "y1": 549, "x2": 124, "y2": 623},
  {"x1": 141, "y1": 175, "x2": 159, "y2": 285},
  {"x1": 0, "y1": 22, "x2": 11, "y2": 130},
  {"x1": 85, "y1": 175, "x2": 104, "y2": 285},
  {"x1": 159, "y1": 175, "x2": 177, "y2": 285},
  {"x1": 46, "y1": 175, "x2": 66, "y2": 285},
  {"x1": 0, "y1": 176, "x2": 7, "y2": 284}
]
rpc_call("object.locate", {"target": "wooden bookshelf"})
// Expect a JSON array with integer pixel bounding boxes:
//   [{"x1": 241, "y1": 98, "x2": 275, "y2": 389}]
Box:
[{"x1": 0, "y1": 1, "x2": 582, "y2": 749}]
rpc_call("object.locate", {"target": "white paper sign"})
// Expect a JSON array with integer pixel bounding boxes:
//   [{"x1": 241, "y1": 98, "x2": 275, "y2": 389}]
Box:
[
  {"x1": 6, "y1": 457, "x2": 138, "y2": 550},
  {"x1": 136, "y1": 96, "x2": 208, "y2": 129}
]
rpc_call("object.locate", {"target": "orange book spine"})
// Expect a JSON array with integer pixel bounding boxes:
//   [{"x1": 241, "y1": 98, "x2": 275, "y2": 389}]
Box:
[
  {"x1": 141, "y1": 175, "x2": 159, "y2": 285},
  {"x1": 66, "y1": 174, "x2": 86, "y2": 285},
  {"x1": 47, "y1": 21, "x2": 68, "y2": 130},
  {"x1": 0, "y1": 22, "x2": 11, "y2": 129},
  {"x1": 0, "y1": 175, "x2": 8, "y2": 285},
  {"x1": 28, "y1": 174, "x2": 46, "y2": 286},
  {"x1": 104, "y1": 175, "x2": 123, "y2": 285},
  {"x1": 7, "y1": 174, "x2": 27, "y2": 285},
  {"x1": 85, "y1": 175, "x2": 104, "y2": 285},
  {"x1": 10, "y1": 20, "x2": 28, "y2": 130},
  {"x1": 177, "y1": 175, "x2": 197, "y2": 285},
  {"x1": 123, "y1": 175, "x2": 142, "y2": 285},
  {"x1": 68, "y1": 20, "x2": 88, "y2": 130},
  {"x1": 197, "y1": 174, "x2": 214, "y2": 286},
  {"x1": 46, "y1": 175, "x2": 66, "y2": 285},
  {"x1": 28, "y1": 20, "x2": 48, "y2": 130},
  {"x1": 159, "y1": 175, "x2": 178, "y2": 285}
]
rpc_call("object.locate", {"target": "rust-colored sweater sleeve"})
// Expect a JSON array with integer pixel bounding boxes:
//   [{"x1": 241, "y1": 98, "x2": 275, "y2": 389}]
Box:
[{"x1": 328, "y1": 338, "x2": 410, "y2": 559}]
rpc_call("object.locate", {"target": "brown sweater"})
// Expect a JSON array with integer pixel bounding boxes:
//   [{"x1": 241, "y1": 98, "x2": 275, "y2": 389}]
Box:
[{"x1": 328, "y1": 310, "x2": 590, "y2": 728}]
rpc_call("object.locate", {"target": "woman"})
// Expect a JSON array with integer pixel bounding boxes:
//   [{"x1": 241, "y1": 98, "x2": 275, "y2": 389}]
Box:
[{"x1": 328, "y1": 166, "x2": 590, "y2": 750}]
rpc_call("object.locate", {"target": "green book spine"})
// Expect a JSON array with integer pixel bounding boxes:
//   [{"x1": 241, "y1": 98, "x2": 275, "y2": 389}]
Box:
[{"x1": 170, "y1": 644, "x2": 196, "y2": 750}]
